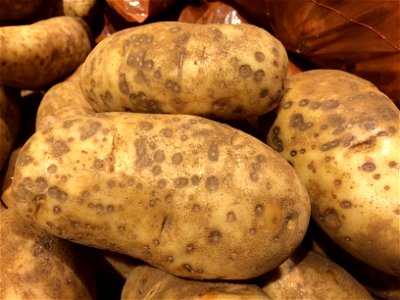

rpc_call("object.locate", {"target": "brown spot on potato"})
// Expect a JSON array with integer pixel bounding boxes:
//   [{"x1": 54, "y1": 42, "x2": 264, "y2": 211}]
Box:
[
  {"x1": 139, "y1": 121, "x2": 153, "y2": 131},
  {"x1": 47, "y1": 164, "x2": 57, "y2": 173},
  {"x1": 35, "y1": 177, "x2": 48, "y2": 192},
  {"x1": 186, "y1": 243, "x2": 195, "y2": 254},
  {"x1": 134, "y1": 138, "x2": 151, "y2": 168},
  {"x1": 255, "y1": 51, "x2": 265, "y2": 62},
  {"x1": 290, "y1": 150, "x2": 297, "y2": 157},
  {"x1": 341, "y1": 200, "x2": 352, "y2": 208},
  {"x1": 321, "y1": 139, "x2": 340, "y2": 151},
  {"x1": 165, "y1": 194, "x2": 173, "y2": 203},
  {"x1": 50, "y1": 139, "x2": 69, "y2": 157},
  {"x1": 205, "y1": 176, "x2": 219, "y2": 192},
  {"x1": 227, "y1": 212, "x2": 236, "y2": 222},
  {"x1": 322, "y1": 99, "x2": 340, "y2": 110},
  {"x1": 239, "y1": 65, "x2": 252, "y2": 78},
  {"x1": 373, "y1": 173, "x2": 381, "y2": 180},
  {"x1": 384, "y1": 185, "x2": 390, "y2": 190},
  {"x1": 298, "y1": 99, "x2": 310, "y2": 107},
  {"x1": 389, "y1": 161, "x2": 398, "y2": 168},
  {"x1": 158, "y1": 179, "x2": 166, "y2": 189},
  {"x1": 250, "y1": 228, "x2": 256, "y2": 235},
  {"x1": 291, "y1": 114, "x2": 313, "y2": 131},
  {"x1": 192, "y1": 204, "x2": 200, "y2": 212},
  {"x1": 152, "y1": 166, "x2": 161, "y2": 176},
  {"x1": 53, "y1": 206, "x2": 61, "y2": 215},
  {"x1": 180, "y1": 134, "x2": 188, "y2": 141},
  {"x1": 48, "y1": 186, "x2": 68, "y2": 202},
  {"x1": 161, "y1": 128, "x2": 173, "y2": 137},
  {"x1": 310, "y1": 101, "x2": 321, "y2": 109},
  {"x1": 174, "y1": 177, "x2": 189, "y2": 188},
  {"x1": 378, "y1": 106, "x2": 397, "y2": 120},
  {"x1": 19, "y1": 155, "x2": 33, "y2": 166},
  {"x1": 320, "y1": 208, "x2": 341, "y2": 231},
  {"x1": 153, "y1": 68, "x2": 162, "y2": 79},
  {"x1": 80, "y1": 122, "x2": 101, "y2": 140},
  {"x1": 208, "y1": 143, "x2": 219, "y2": 161},
  {"x1": 153, "y1": 150, "x2": 165, "y2": 163},
  {"x1": 362, "y1": 162, "x2": 376, "y2": 172},
  {"x1": 212, "y1": 97, "x2": 230, "y2": 113},
  {"x1": 269, "y1": 126, "x2": 283, "y2": 152},
  {"x1": 271, "y1": 47, "x2": 280, "y2": 57},
  {"x1": 165, "y1": 80, "x2": 181, "y2": 93},
  {"x1": 259, "y1": 89, "x2": 269, "y2": 98},
  {"x1": 255, "y1": 204, "x2": 264, "y2": 216},
  {"x1": 100, "y1": 91, "x2": 113, "y2": 109},
  {"x1": 334, "y1": 179, "x2": 342, "y2": 185},
  {"x1": 208, "y1": 230, "x2": 221, "y2": 244},
  {"x1": 191, "y1": 175, "x2": 200, "y2": 185},
  {"x1": 119, "y1": 73, "x2": 129, "y2": 95},
  {"x1": 250, "y1": 172, "x2": 259, "y2": 182},
  {"x1": 171, "y1": 153, "x2": 183, "y2": 165},
  {"x1": 253, "y1": 70, "x2": 265, "y2": 82},
  {"x1": 282, "y1": 101, "x2": 293, "y2": 109}
]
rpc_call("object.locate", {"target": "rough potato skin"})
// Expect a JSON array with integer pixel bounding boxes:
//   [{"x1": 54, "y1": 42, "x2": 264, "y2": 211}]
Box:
[
  {"x1": 35, "y1": 66, "x2": 94, "y2": 131},
  {"x1": 0, "y1": 85, "x2": 20, "y2": 171},
  {"x1": 80, "y1": 22, "x2": 288, "y2": 119},
  {"x1": 0, "y1": 207, "x2": 94, "y2": 299},
  {"x1": 0, "y1": 16, "x2": 92, "y2": 90},
  {"x1": 260, "y1": 250, "x2": 372, "y2": 299},
  {"x1": 11, "y1": 112, "x2": 310, "y2": 280},
  {"x1": 121, "y1": 265, "x2": 271, "y2": 300},
  {"x1": 267, "y1": 70, "x2": 400, "y2": 275}
]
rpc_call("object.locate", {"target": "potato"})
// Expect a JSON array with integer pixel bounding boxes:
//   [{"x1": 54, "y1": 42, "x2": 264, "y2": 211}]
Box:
[
  {"x1": 35, "y1": 66, "x2": 94, "y2": 131},
  {"x1": 0, "y1": 85, "x2": 20, "y2": 171},
  {"x1": 11, "y1": 112, "x2": 310, "y2": 280},
  {"x1": 0, "y1": 206, "x2": 95, "y2": 299},
  {"x1": 0, "y1": 0, "x2": 43, "y2": 22},
  {"x1": 1, "y1": 146, "x2": 22, "y2": 208},
  {"x1": 0, "y1": 16, "x2": 92, "y2": 90},
  {"x1": 267, "y1": 70, "x2": 400, "y2": 275},
  {"x1": 80, "y1": 22, "x2": 288, "y2": 119},
  {"x1": 121, "y1": 264, "x2": 271, "y2": 300},
  {"x1": 259, "y1": 250, "x2": 372, "y2": 299}
]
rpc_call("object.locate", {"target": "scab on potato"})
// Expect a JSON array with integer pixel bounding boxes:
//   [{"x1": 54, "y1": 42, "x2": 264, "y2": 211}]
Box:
[
  {"x1": 11, "y1": 112, "x2": 310, "y2": 280},
  {"x1": 80, "y1": 22, "x2": 288, "y2": 119},
  {"x1": 267, "y1": 69, "x2": 400, "y2": 275}
]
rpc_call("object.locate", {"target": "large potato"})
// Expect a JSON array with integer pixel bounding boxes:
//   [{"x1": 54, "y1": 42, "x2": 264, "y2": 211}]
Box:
[
  {"x1": 80, "y1": 22, "x2": 288, "y2": 119},
  {"x1": 0, "y1": 206, "x2": 95, "y2": 299},
  {"x1": 0, "y1": 16, "x2": 92, "y2": 90},
  {"x1": 121, "y1": 264, "x2": 271, "y2": 300},
  {"x1": 267, "y1": 70, "x2": 400, "y2": 275},
  {"x1": 0, "y1": 85, "x2": 20, "y2": 171},
  {"x1": 259, "y1": 250, "x2": 372, "y2": 299},
  {"x1": 11, "y1": 112, "x2": 310, "y2": 280}
]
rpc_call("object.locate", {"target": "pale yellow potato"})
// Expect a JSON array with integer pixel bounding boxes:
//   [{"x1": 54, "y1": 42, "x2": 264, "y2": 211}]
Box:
[
  {"x1": 11, "y1": 112, "x2": 310, "y2": 280},
  {"x1": 267, "y1": 69, "x2": 400, "y2": 275},
  {"x1": 0, "y1": 207, "x2": 95, "y2": 299},
  {"x1": 260, "y1": 250, "x2": 372, "y2": 300},
  {"x1": 35, "y1": 66, "x2": 94, "y2": 131},
  {"x1": 0, "y1": 85, "x2": 20, "y2": 171},
  {"x1": 121, "y1": 264, "x2": 271, "y2": 300},
  {"x1": 0, "y1": 16, "x2": 92, "y2": 90},
  {"x1": 80, "y1": 22, "x2": 288, "y2": 119}
]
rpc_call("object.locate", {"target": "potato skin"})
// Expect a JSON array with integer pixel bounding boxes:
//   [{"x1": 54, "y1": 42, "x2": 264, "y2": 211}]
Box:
[
  {"x1": 121, "y1": 264, "x2": 271, "y2": 300},
  {"x1": 0, "y1": 16, "x2": 92, "y2": 90},
  {"x1": 11, "y1": 112, "x2": 310, "y2": 280},
  {"x1": 80, "y1": 22, "x2": 288, "y2": 119},
  {"x1": 0, "y1": 85, "x2": 20, "y2": 171},
  {"x1": 267, "y1": 70, "x2": 400, "y2": 275},
  {"x1": 0, "y1": 207, "x2": 94, "y2": 299},
  {"x1": 260, "y1": 250, "x2": 372, "y2": 300}
]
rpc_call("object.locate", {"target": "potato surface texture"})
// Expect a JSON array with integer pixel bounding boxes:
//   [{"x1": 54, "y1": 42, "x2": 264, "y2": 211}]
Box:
[
  {"x1": 0, "y1": 16, "x2": 91, "y2": 90},
  {"x1": 11, "y1": 112, "x2": 310, "y2": 280},
  {"x1": 80, "y1": 22, "x2": 288, "y2": 119},
  {"x1": 267, "y1": 70, "x2": 400, "y2": 275},
  {"x1": 0, "y1": 207, "x2": 94, "y2": 299},
  {"x1": 121, "y1": 265, "x2": 271, "y2": 300}
]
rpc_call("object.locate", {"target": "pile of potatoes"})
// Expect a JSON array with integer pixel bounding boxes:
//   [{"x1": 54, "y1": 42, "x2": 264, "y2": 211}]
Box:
[{"x1": 1, "y1": 1, "x2": 399, "y2": 299}]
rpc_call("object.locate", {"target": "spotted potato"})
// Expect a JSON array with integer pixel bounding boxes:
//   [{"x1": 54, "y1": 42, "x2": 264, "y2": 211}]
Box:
[
  {"x1": 80, "y1": 22, "x2": 288, "y2": 120},
  {"x1": 267, "y1": 70, "x2": 400, "y2": 275},
  {"x1": 11, "y1": 112, "x2": 310, "y2": 280}
]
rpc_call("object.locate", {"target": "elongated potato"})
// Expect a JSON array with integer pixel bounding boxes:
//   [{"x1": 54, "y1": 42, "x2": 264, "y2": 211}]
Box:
[
  {"x1": 0, "y1": 207, "x2": 95, "y2": 299},
  {"x1": 121, "y1": 264, "x2": 271, "y2": 300},
  {"x1": 267, "y1": 70, "x2": 400, "y2": 275},
  {"x1": 11, "y1": 112, "x2": 310, "y2": 280},
  {"x1": 0, "y1": 16, "x2": 92, "y2": 90},
  {"x1": 35, "y1": 66, "x2": 94, "y2": 131},
  {"x1": 0, "y1": 85, "x2": 20, "y2": 171},
  {"x1": 80, "y1": 22, "x2": 288, "y2": 119},
  {"x1": 260, "y1": 250, "x2": 372, "y2": 300}
]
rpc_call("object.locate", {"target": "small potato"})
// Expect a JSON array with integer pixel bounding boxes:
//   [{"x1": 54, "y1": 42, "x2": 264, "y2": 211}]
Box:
[
  {"x1": 267, "y1": 70, "x2": 400, "y2": 275},
  {"x1": 0, "y1": 85, "x2": 20, "y2": 171},
  {"x1": 35, "y1": 66, "x2": 94, "y2": 131},
  {"x1": 11, "y1": 112, "x2": 310, "y2": 280},
  {"x1": 121, "y1": 264, "x2": 271, "y2": 300},
  {"x1": 260, "y1": 250, "x2": 372, "y2": 300},
  {"x1": 80, "y1": 22, "x2": 288, "y2": 119},
  {"x1": 0, "y1": 16, "x2": 92, "y2": 90},
  {"x1": 0, "y1": 207, "x2": 95, "y2": 299}
]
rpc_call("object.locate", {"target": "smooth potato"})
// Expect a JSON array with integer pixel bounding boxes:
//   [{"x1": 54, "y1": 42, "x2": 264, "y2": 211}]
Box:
[
  {"x1": 121, "y1": 264, "x2": 271, "y2": 300},
  {"x1": 0, "y1": 16, "x2": 92, "y2": 90},
  {"x1": 267, "y1": 69, "x2": 400, "y2": 275},
  {"x1": 80, "y1": 22, "x2": 288, "y2": 119},
  {"x1": 0, "y1": 207, "x2": 95, "y2": 299},
  {"x1": 260, "y1": 250, "x2": 372, "y2": 300},
  {"x1": 11, "y1": 112, "x2": 310, "y2": 280}
]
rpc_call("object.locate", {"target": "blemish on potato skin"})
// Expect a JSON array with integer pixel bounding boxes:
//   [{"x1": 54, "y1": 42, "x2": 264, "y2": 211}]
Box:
[
  {"x1": 205, "y1": 176, "x2": 219, "y2": 192},
  {"x1": 192, "y1": 204, "x2": 200, "y2": 212},
  {"x1": 340, "y1": 200, "x2": 352, "y2": 208},
  {"x1": 35, "y1": 177, "x2": 48, "y2": 192},
  {"x1": 50, "y1": 139, "x2": 70, "y2": 157},
  {"x1": 152, "y1": 165, "x2": 161, "y2": 176},
  {"x1": 153, "y1": 150, "x2": 165, "y2": 163},
  {"x1": 362, "y1": 162, "x2": 376, "y2": 172},
  {"x1": 239, "y1": 64, "x2": 252, "y2": 78},
  {"x1": 191, "y1": 175, "x2": 200, "y2": 185},
  {"x1": 373, "y1": 174, "x2": 381, "y2": 180},
  {"x1": 157, "y1": 179, "x2": 166, "y2": 189},
  {"x1": 119, "y1": 73, "x2": 129, "y2": 95},
  {"x1": 208, "y1": 143, "x2": 219, "y2": 161},
  {"x1": 53, "y1": 206, "x2": 61, "y2": 215},
  {"x1": 19, "y1": 155, "x2": 34, "y2": 166},
  {"x1": 389, "y1": 161, "x2": 398, "y2": 168},
  {"x1": 259, "y1": 89, "x2": 269, "y2": 98},
  {"x1": 80, "y1": 122, "x2": 101, "y2": 140},
  {"x1": 171, "y1": 153, "x2": 183, "y2": 164},
  {"x1": 161, "y1": 128, "x2": 173, "y2": 137},
  {"x1": 269, "y1": 126, "x2": 284, "y2": 152},
  {"x1": 282, "y1": 101, "x2": 293, "y2": 109},
  {"x1": 208, "y1": 230, "x2": 221, "y2": 244},
  {"x1": 320, "y1": 139, "x2": 340, "y2": 151},
  {"x1": 140, "y1": 121, "x2": 153, "y2": 131},
  {"x1": 165, "y1": 80, "x2": 181, "y2": 93},
  {"x1": 290, "y1": 150, "x2": 297, "y2": 157},
  {"x1": 174, "y1": 177, "x2": 189, "y2": 188},
  {"x1": 93, "y1": 159, "x2": 104, "y2": 169},
  {"x1": 384, "y1": 185, "x2": 390, "y2": 191},
  {"x1": 47, "y1": 164, "x2": 57, "y2": 173},
  {"x1": 48, "y1": 186, "x2": 68, "y2": 202},
  {"x1": 227, "y1": 212, "x2": 236, "y2": 222},
  {"x1": 298, "y1": 99, "x2": 310, "y2": 107},
  {"x1": 255, "y1": 204, "x2": 264, "y2": 216},
  {"x1": 253, "y1": 70, "x2": 265, "y2": 82},
  {"x1": 255, "y1": 51, "x2": 265, "y2": 62},
  {"x1": 290, "y1": 114, "x2": 313, "y2": 131},
  {"x1": 186, "y1": 243, "x2": 195, "y2": 254}
]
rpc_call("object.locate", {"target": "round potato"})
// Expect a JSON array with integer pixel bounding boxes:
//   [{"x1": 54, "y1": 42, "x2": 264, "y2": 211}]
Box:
[
  {"x1": 0, "y1": 16, "x2": 92, "y2": 90},
  {"x1": 260, "y1": 250, "x2": 372, "y2": 299},
  {"x1": 11, "y1": 112, "x2": 310, "y2": 280},
  {"x1": 121, "y1": 264, "x2": 271, "y2": 300},
  {"x1": 0, "y1": 207, "x2": 95, "y2": 299},
  {"x1": 80, "y1": 22, "x2": 288, "y2": 119},
  {"x1": 267, "y1": 69, "x2": 400, "y2": 275}
]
